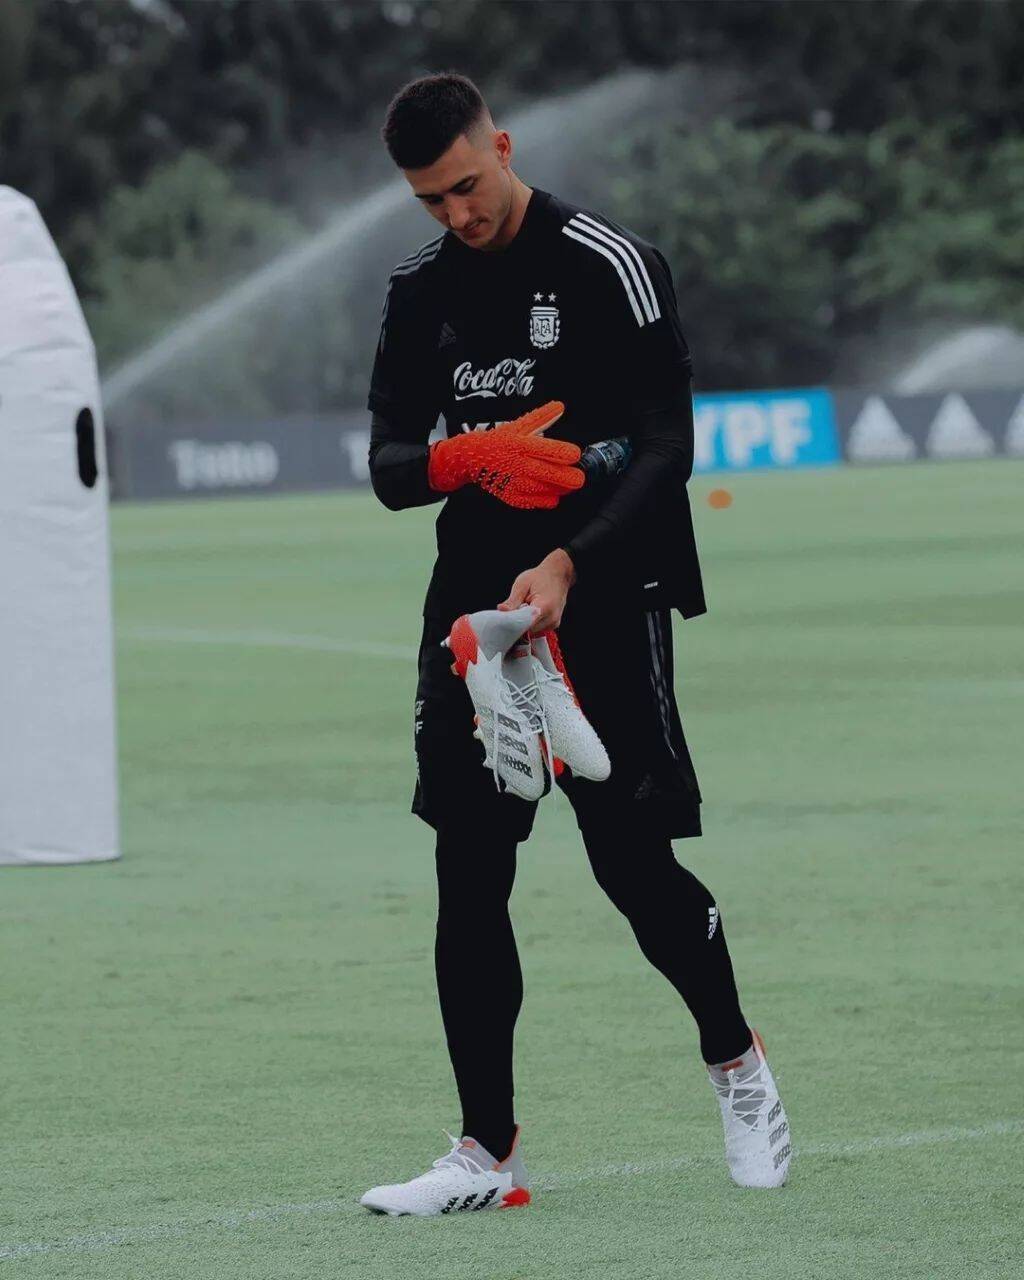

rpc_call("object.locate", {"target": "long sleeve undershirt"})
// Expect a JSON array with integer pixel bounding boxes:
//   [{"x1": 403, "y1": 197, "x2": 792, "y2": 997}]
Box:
[
  {"x1": 367, "y1": 412, "x2": 442, "y2": 512},
  {"x1": 563, "y1": 381, "x2": 694, "y2": 578}
]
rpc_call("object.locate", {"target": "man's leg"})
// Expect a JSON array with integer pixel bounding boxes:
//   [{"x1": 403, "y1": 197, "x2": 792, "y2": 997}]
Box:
[
  {"x1": 552, "y1": 601, "x2": 791, "y2": 1187},
  {"x1": 576, "y1": 805, "x2": 749, "y2": 1064},
  {"x1": 554, "y1": 601, "x2": 748, "y2": 1061},
  {"x1": 360, "y1": 616, "x2": 538, "y2": 1215},
  {"x1": 434, "y1": 824, "x2": 522, "y2": 1162},
  {"x1": 412, "y1": 613, "x2": 539, "y2": 1163}
]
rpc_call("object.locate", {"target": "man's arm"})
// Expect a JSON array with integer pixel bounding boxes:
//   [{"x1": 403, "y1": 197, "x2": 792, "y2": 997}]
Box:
[
  {"x1": 564, "y1": 240, "x2": 693, "y2": 576},
  {"x1": 368, "y1": 411, "x2": 444, "y2": 512},
  {"x1": 562, "y1": 380, "x2": 694, "y2": 578},
  {"x1": 366, "y1": 266, "x2": 443, "y2": 511},
  {"x1": 497, "y1": 389, "x2": 692, "y2": 629}
]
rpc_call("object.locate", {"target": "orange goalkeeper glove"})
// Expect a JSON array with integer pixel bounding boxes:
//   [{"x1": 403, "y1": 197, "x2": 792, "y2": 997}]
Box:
[{"x1": 427, "y1": 400, "x2": 584, "y2": 510}]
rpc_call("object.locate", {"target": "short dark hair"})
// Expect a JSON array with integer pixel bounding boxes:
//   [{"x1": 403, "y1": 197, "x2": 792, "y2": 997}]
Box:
[{"x1": 381, "y1": 72, "x2": 490, "y2": 170}]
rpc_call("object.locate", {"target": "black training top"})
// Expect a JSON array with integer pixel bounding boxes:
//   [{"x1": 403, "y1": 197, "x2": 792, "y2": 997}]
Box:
[{"x1": 367, "y1": 185, "x2": 706, "y2": 623}]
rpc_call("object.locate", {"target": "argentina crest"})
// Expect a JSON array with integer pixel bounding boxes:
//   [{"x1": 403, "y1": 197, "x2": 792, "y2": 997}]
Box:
[{"x1": 529, "y1": 292, "x2": 559, "y2": 349}]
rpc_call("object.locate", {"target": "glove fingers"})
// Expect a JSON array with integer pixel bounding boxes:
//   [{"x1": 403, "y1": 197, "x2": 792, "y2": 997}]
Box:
[
  {"x1": 520, "y1": 459, "x2": 586, "y2": 491},
  {"x1": 502, "y1": 400, "x2": 565, "y2": 437},
  {"x1": 520, "y1": 437, "x2": 582, "y2": 465}
]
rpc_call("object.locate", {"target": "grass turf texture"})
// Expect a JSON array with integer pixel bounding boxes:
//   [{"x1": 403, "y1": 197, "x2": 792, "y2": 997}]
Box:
[{"x1": 3, "y1": 460, "x2": 1022, "y2": 1279}]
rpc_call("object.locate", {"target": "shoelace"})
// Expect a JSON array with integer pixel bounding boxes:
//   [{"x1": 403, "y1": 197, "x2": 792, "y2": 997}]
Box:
[
  {"x1": 486, "y1": 655, "x2": 556, "y2": 794},
  {"x1": 525, "y1": 635, "x2": 568, "y2": 788},
  {"x1": 711, "y1": 1061, "x2": 771, "y2": 1130},
  {"x1": 431, "y1": 1129, "x2": 490, "y2": 1177},
  {"x1": 530, "y1": 661, "x2": 570, "y2": 699}
]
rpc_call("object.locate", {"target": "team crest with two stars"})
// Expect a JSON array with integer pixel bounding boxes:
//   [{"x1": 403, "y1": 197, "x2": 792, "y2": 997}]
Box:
[{"x1": 529, "y1": 291, "x2": 560, "y2": 349}]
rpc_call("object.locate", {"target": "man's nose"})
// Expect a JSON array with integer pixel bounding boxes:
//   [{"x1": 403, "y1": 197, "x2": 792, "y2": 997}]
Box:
[{"x1": 447, "y1": 199, "x2": 473, "y2": 230}]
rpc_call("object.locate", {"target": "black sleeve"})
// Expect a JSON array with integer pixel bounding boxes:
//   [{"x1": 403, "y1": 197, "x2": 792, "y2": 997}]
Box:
[
  {"x1": 366, "y1": 271, "x2": 443, "y2": 511},
  {"x1": 368, "y1": 411, "x2": 445, "y2": 511},
  {"x1": 564, "y1": 245, "x2": 694, "y2": 576}
]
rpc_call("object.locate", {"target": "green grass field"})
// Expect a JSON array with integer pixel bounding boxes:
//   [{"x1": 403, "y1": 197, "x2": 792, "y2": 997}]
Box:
[{"x1": 3, "y1": 460, "x2": 1022, "y2": 1279}]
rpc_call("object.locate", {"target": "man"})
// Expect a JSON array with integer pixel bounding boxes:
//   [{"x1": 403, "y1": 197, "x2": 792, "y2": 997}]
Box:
[{"x1": 361, "y1": 72, "x2": 790, "y2": 1216}]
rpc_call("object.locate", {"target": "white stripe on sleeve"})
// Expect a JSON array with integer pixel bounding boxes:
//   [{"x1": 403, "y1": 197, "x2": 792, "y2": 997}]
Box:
[{"x1": 561, "y1": 224, "x2": 646, "y2": 326}]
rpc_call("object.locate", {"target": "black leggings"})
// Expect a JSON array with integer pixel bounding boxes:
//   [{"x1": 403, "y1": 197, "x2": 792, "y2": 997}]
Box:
[{"x1": 434, "y1": 814, "x2": 750, "y2": 1159}]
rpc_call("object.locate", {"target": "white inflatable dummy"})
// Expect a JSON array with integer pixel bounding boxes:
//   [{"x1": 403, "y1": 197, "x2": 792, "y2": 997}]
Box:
[{"x1": 0, "y1": 186, "x2": 119, "y2": 864}]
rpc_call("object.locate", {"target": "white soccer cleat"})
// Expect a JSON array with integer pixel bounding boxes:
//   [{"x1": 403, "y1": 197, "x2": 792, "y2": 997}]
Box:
[
  {"x1": 445, "y1": 606, "x2": 551, "y2": 802},
  {"x1": 359, "y1": 1128, "x2": 531, "y2": 1217},
  {"x1": 527, "y1": 630, "x2": 610, "y2": 782},
  {"x1": 708, "y1": 1030, "x2": 791, "y2": 1188}
]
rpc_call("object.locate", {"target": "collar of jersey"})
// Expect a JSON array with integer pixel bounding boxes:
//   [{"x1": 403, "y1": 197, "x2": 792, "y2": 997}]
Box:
[{"x1": 447, "y1": 187, "x2": 549, "y2": 262}]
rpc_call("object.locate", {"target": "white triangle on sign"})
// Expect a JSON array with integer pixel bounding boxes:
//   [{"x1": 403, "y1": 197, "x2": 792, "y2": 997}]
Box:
[
  {"x1": 926, "y1": 394, "x2": 994, "y2": 458},
  {"x1": 847, "y1": 395, "x2": 915, "y2": 461},
  {"x1": 1005, "y1": 393, "x2": 1024, "y2": 456}
]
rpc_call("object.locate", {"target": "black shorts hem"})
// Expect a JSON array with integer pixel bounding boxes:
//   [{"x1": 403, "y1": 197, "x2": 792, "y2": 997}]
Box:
[{"x1": 411, "y1": 786, "x2": 539, "y2": 843}]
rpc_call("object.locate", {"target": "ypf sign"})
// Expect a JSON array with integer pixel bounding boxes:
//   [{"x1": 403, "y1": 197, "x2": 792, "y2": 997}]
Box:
[{"x1": 692, "y1": 388, "x2": 840, "y2": 473}]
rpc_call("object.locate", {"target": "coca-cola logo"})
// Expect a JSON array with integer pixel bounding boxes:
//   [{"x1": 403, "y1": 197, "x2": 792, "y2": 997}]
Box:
[{"x1": 453, "y1": 357, "x2": 535, "y2": 401}]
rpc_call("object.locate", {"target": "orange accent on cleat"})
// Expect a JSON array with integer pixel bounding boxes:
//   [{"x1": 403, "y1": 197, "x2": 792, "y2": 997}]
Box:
[
  {"x1": 553, "y1": 755, "x2": 565, "y2": 777},
  {"x1": 447, "y1": 615, "x2": 479, "y2": 679},
  {"x1": 501, "y1": 1187, "x2": 531, "y2": 1208},
  {"x1": 718, "y1": 1059, "x2": 745, "y2": 1072}
]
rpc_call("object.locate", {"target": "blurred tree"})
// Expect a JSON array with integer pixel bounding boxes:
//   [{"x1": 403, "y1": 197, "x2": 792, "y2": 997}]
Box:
[
  {"x1": 687, "y1": 0, "x2": 1024, "y2": 142},
  {"x1": 1, "y1": 0, "x2": 698, "y2": 283},
  {"x1": 1, "y1": 0, "x2": 180, "y2": 284},
  {"x1": 608, "y1": 112, "x2": 1024, "y2": 388},
  {"x1": 607, "y1": 120, "x2": 867, "y2": 388},
  {"x1": 4, "y1": 0, "x2": 1023, "y2": 395},
  {"x1": 82, "y1": 149, "x2": 299, "y2": 363},
  {"x1": 0, "y1": 0, "x2": 37, "y2": 124},
  {"x1": 851, "y1": 125, "x2": 1024, "y2": 329}
]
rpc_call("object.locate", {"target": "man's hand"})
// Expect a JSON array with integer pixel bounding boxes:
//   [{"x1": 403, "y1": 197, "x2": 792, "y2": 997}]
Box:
[{"x1": 497, "y1": 548, "x2": 577, "y2": 634}]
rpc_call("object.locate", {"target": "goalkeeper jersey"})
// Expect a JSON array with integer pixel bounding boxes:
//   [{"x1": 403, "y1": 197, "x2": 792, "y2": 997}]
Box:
[{"x1": 367, "y1": 185, "x2": 705, "y2": 622}]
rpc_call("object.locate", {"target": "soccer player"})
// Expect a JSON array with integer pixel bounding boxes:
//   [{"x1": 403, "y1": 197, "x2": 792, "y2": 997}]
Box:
[{"x1": 361, "y1": 73, "x2": 790, "y2": 1216}]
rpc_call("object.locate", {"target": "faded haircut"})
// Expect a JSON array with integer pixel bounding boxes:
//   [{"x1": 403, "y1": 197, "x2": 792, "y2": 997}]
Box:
[{"x1": 381, "y1": 71, "x2": 493, "y2": 169}]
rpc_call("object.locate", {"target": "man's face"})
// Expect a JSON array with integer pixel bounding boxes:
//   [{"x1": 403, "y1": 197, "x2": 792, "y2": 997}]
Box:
[{"x1": 405, "y1": 129, "x2": 512, "y2": 250}]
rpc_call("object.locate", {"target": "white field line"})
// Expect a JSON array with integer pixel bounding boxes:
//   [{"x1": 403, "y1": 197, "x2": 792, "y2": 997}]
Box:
[
  {"x1": 2, "y1": 1119, "x2": 1020, "y2": 1262},
  {"x1": 118, "y1": 624, "x2": 415, "y2": 662}
]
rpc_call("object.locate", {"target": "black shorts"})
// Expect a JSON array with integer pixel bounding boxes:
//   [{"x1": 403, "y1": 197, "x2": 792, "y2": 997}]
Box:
[{"x1": 411, "y1": 598, "x2": 702, "y2": 843}]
